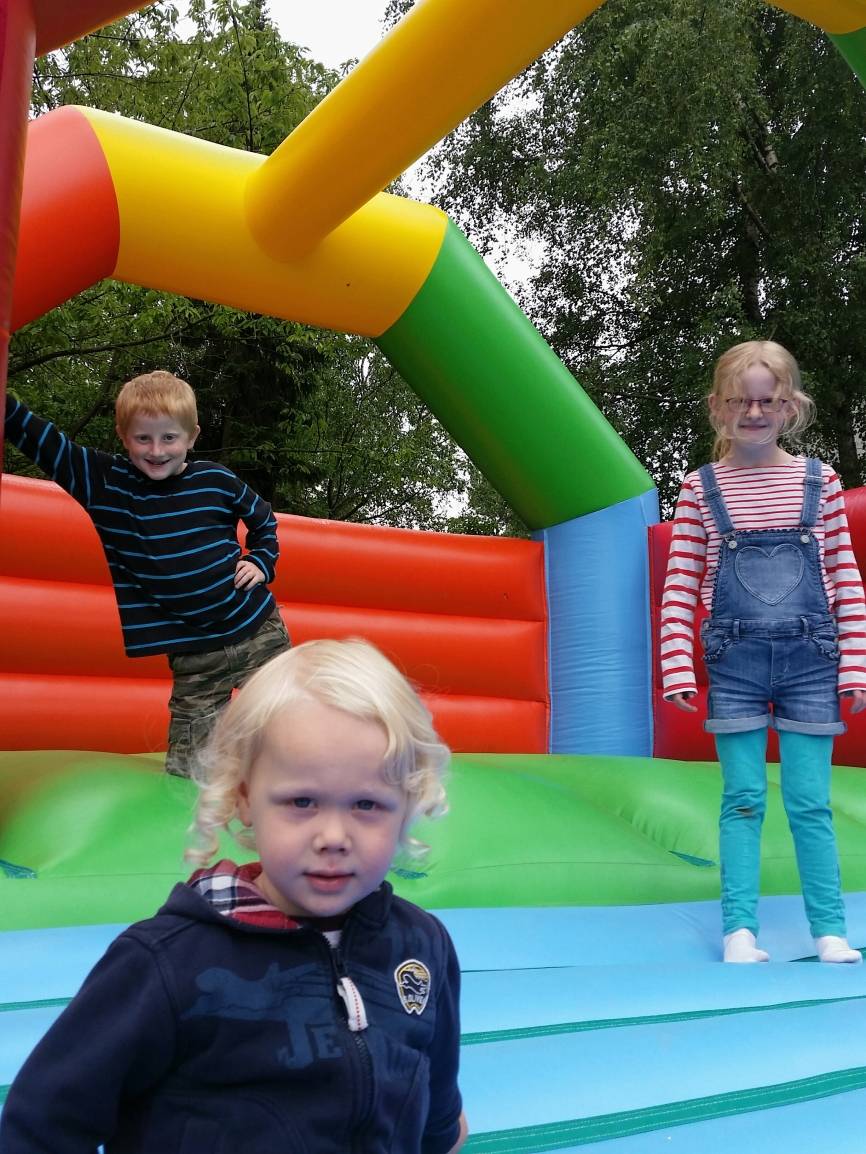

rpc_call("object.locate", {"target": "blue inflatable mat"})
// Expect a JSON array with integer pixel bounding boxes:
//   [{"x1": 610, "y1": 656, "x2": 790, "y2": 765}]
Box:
[
  {"x1": 3, "y1": 898, "x2": 866, "y2": 1152},
  {"x1": 439, "y1": 892, "x2": 866, "y2": 969}
]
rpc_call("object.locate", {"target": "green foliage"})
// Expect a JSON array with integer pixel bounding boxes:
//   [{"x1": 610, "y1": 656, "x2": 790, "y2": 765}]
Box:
[
  {"x1": 446, "y1": 459, "x2": 530, "y2": 538},
  {"x1": 31, "y1": 1, "x2": 333, "y2": 148},
  {"x1": 275, "y1": 337, "x2": 467, "y2": 528},
  {"x1": 416, "y1": 0, "x2": 866, "y2": 514}
]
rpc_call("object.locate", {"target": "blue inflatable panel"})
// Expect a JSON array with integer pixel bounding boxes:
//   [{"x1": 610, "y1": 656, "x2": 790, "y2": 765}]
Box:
[
  {"x1": 0, "y1": 924, "x2": 123, "y2": 1002},
  {"x1": 460, "y1": 998, "x2": 866, "y2": 1133},
  {"x1": 461, "y1": 961, "x2": 866, "y2": 1035},
  {"x1": 4, "y1": 900, "x2": 866, "y2": 1151},
  {"x1": 440, "y1": 892, "x2": 866, "y2": 970},
  {"x1": 0, "y1": 1007, "x2": 64, "y2": 1087},
  {"x1": 536, "y1": 489, "x2": 659, "y2": 757},
  {"x1": 568, "y1": 1087, "x2": 866, "y2": 1153}
]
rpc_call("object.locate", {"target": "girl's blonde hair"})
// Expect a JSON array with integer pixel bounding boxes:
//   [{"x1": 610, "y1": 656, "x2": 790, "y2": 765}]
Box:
[
  {"x1": 708, "y1": 340, "x2": 816, "y2": 460},
  {"x1": 116, "y1": 370, "x2": 198, "y2": 436},
  {"x1": 186, "y1": 638, "x2": 450, "y2": 865}
]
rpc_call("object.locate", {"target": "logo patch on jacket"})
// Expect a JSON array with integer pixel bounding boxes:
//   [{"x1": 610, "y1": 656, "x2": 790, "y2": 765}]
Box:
[{"x1": 394, "y1": 959, "x2": 431, "y2": 1015}]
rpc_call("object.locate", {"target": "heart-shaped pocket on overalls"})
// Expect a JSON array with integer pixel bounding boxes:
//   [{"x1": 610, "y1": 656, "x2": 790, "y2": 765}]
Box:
[{"x1": 734, "y1": 544, "x2": 805, "y2": 605}]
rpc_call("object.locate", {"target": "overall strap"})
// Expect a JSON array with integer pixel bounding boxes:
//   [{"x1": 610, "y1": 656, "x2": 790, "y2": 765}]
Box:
[
  {"x1": 800, "y1": 457, "x2": 823, "y2": 530},
  {"x1": 698, "y1": 463, "x2": 735, "y2": 537}
]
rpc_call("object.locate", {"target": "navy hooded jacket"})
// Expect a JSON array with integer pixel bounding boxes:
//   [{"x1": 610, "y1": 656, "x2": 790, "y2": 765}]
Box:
[{"x1": 0, "y1": 880, "x2": 463, "y2": 1153}]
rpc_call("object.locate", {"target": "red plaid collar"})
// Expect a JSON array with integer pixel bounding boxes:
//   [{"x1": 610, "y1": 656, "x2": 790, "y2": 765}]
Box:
[{"x1": 187, "y1": 860, "x2": 302, "y2": 930}]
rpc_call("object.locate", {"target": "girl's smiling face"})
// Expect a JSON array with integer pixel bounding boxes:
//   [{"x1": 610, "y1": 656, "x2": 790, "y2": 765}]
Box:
[
  {"x1": 237, "y1": 699, "x2": 408, "y2": 919},
  {"x1": 713, "y1": 364, "x2": 792, "y2": 458}
]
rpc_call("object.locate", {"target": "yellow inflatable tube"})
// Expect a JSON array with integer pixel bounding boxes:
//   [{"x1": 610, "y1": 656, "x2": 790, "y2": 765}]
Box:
[
  {"x1": 81, "y1": 108, "x2": 447, "y2": 337},
  {"x1": 245, "y1": 0, "x2": 606, "y2": 258},
  {"x1": 774, "y1": 1, "x2": 866, "y2": 35}
]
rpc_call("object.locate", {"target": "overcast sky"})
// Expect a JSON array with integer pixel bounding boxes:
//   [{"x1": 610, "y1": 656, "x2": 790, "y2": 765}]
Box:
[{"x1": 266, "y1": 0, "x2": 391, "y2": 70}]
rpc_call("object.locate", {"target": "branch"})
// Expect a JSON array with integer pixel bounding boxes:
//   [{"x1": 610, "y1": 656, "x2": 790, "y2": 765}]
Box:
[
  {"x1": 69, "y1": 350, "x2": 123, "y2": 439},
  {"x1": 228, "y1": 3, "x2": 256, "y2": 152},
  {"x1": 169, "y1": 38, "x2": 205, "y2": 131},
  {"x1": 9, "y1": 317, "x2": 207, "y2": 376},
  {"x1": 735, "y1": 95, "x2": 780, "y2": 177},
  {"x1": 734, "y1": 181, "x2": 770, "y2": 241},
  {"x1": 31, "y1": 63, "x2": 58, "y2": 112}
]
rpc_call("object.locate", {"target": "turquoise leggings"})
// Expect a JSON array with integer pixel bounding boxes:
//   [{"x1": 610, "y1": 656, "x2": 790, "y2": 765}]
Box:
[{"x1": 716, "y1": 729, "x2": 847, "y2": 939}]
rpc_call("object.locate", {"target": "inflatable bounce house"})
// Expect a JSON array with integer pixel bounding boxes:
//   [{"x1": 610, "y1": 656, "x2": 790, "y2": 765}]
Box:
[{"x1": 3, "y1": 1, "x2": 866, "y2": 1149}]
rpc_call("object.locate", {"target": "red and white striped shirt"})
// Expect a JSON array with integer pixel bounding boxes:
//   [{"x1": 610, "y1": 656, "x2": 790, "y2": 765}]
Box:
[{"x1": 660, "y1": 458, "x2": 866, "y2": 699}]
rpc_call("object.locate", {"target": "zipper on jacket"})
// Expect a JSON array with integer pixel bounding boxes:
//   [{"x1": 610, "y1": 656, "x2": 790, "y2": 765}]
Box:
[{"x1": 329, "y1": 944, "x2": 376, "y2": 1135}]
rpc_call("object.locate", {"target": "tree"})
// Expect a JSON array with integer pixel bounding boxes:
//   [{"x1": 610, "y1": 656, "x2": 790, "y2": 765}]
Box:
[
  {"x1": 394, "y1": 0, "x2": 866, "y2": 514},
  {"x1": 10, "y1": 1, "x2": 479, "y2": 530},
  {"x1": 274, "y1": 337, "x2": 466, "y2": 528}
]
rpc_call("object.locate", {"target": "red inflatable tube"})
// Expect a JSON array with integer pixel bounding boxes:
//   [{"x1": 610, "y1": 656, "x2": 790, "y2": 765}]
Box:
[
  {"x1": 0, "y1": 581, "x2": 546, "y2": 698},
  {"x1": 264, "y1": 513, "x2": 544, "y2": 620},
  {"x1": 0, "y1": 672, "x2": 172, "y2": 753},
  {"x1": 0, "y1": 0, "x2": 37, "y2": 457},
  {"x1": 11, "y1": 107, "x2": 120, "y2": 333},
  {"x1": 1, "y1": 476, "x2": 546, "y2": 616},
  {"x1": 0, "y1": 477, "x2": 114, "y2": 585},
  {"x1": 32, "y1": 0, "x2": 145, "y2": 56},
  {"x1": 280, "y1": 604, "x2": 546, "y2": 699},
  {"x1": 0, "y1": 672, "x2": 548, "y2": 756}
]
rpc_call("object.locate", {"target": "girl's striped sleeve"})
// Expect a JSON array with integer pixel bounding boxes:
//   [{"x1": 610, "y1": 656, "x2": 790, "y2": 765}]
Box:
[
  {"x1": 660, "y1": 481, "x2": 707, "y2": 699},
  {"x1": 823, "y1": 471, "x2": 866, "y2": 694}
]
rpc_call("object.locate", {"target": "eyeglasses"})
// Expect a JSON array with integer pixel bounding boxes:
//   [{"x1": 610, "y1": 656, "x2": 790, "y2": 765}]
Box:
[{"x1": 724, "y1": 397, "x2": 789, "y2": 414}]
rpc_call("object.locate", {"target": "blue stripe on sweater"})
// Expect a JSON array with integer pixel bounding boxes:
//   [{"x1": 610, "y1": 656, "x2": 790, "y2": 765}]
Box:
[
  {"x1": 107, "y1": 552, "x2": 238, "y2": 581},
  {"x1": 124, "y1": 602, "x2": 268, "y2": 651}
]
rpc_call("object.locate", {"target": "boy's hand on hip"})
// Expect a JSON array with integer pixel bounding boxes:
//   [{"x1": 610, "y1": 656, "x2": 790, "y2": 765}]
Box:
[
  {"x1": 234, "y1": 559, "x2": 265, "y2": 589},
  {"x1": 668, "y1": 692, "x2": 698, "y2": 713},
  {"x1": 844, "y1": 689, "x2": 866, "y2": 715}
]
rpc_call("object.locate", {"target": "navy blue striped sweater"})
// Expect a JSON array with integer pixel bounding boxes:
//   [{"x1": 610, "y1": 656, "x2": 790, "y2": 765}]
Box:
[{"x1": 5, "y1": 395, "x2": 279, "y2": 656}]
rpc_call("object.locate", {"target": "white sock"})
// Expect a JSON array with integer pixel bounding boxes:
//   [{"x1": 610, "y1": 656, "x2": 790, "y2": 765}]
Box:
[
  {"x1": 723, "y1": 928, "x2": 770, "y2": 963},
  {"x1": 814, "y1": 935, "x2": 863, "y2": 964}
]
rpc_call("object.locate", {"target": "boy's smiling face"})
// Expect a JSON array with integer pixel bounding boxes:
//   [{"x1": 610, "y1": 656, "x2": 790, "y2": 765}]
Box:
[
  {"x1": 238, "y1": 700, "x2": 408, "y2": 920},
  {"x1": 118, "y1": 412, "x2": 199, "y2": 481}
]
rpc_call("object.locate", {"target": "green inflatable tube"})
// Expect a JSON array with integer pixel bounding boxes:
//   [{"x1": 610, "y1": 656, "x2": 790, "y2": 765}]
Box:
[{"x1": 377, "y1": 221, "x2": 654, "y2": 531}]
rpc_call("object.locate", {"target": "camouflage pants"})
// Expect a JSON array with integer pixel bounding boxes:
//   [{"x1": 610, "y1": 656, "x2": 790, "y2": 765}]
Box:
[{"x1": 165, "y1": 607, "x2": 291, "y2": 777}]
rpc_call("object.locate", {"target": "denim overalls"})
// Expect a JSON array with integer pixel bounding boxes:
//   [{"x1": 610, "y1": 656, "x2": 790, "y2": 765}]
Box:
[
  {"x1": 699, "y1": 457, "x2": 844, "y2": 737},
  {"x1": 698, "y1": 459, "x2": 847, "y2": 939}
]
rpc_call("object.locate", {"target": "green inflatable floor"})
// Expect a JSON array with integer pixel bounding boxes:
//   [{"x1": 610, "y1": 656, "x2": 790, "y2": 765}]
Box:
[{"x1": 2, "y1": 750, "x2": 865, "y2": 930}]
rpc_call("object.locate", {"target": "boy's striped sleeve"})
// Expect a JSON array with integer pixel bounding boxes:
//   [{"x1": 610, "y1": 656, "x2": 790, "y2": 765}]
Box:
[
  {"x1": 235, "y1": 481, "x2": 279, "y2": 583},
  {"x1": 4, "y1": 394, "x2": 99, "y2": 505}
]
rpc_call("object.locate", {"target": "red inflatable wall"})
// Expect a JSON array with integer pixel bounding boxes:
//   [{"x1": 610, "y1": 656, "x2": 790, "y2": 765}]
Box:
[
  {"x1": 0, "y1": 474, "x2": 549, "y2": 754},
  {"x1": 650, "y1": 485, "x2": 866, "y2": 767}
]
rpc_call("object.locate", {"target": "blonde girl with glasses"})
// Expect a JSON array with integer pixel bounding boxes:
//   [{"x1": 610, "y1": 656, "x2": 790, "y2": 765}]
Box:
[{"x1": 660, "y1": 340, "x2": 866, "y2": 964}]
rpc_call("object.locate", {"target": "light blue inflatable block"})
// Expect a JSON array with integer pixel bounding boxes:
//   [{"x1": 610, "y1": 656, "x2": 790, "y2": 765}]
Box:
[
  {"x1": 439, "y1": 892, "x2": 866, "y2": 970},
  {"x1": 570, "y1": 1087, "x2": 866, "y2": 1153},
  {"x1": 535, "y1": 489, "x2": 660, "y2": 757},
  {"x1": 461, "y1": 960, "x2": 866, "y2": 1035},
  {"x1": 460, "y1": 998, "x2": 866, "y2": 1133}
]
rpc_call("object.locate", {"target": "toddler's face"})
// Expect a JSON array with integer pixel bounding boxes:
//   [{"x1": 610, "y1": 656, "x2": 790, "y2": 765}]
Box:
[{"x1": 238, "y1": 700, "x2": 408, "y2": 919}]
